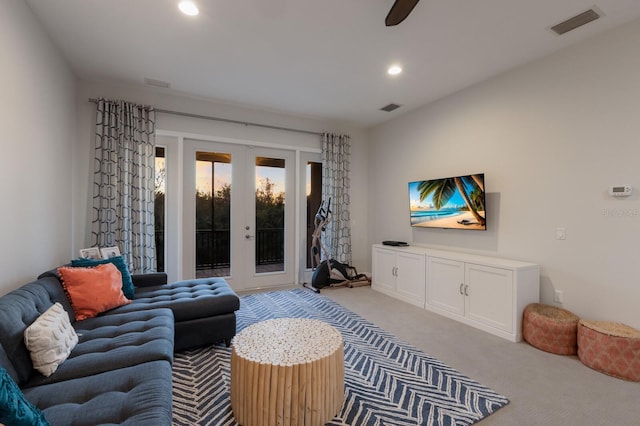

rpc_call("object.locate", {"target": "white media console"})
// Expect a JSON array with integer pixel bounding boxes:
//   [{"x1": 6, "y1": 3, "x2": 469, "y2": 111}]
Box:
[{"x1": 371, "y1": 244, "x2": 540, "y2": 342}]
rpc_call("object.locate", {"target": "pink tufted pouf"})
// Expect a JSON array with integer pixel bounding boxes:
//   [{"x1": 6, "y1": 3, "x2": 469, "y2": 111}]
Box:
[
  {"x1": 577, "y1": 320, "x2": 640, "y2": 382},
  {"x1": 522, "y1": 303, "x2": 579, "y2": 355}
]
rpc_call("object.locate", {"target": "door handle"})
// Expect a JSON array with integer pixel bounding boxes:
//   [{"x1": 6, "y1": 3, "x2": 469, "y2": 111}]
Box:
[{"x1": 245, "y1": 234, "x2": 254, "y2": 240}]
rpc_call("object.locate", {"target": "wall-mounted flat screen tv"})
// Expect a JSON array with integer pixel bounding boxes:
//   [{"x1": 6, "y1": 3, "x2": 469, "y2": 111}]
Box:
[{"x1": 408, "y1": 173, "x2": 486, "y2": 230}]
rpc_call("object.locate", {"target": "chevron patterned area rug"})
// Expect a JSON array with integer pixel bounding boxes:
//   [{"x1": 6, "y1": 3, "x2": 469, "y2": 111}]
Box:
[{"x1": 172, "y1": 289, "x2": 509, "y2": 425}]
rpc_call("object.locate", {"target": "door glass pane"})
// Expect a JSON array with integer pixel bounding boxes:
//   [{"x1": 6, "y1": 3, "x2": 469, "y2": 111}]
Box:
[
  {"x1": 255, "y1": 157, "x2": 285, "y2": 273},
  {"x1": 154, "y1": 147, "x2": 166, "y2": 272},
  {"x1": 306, "y1": 161, "x2": 322, "y2": 268},
  {"x1": 195, "y1": 151, "x2": 231, "y2": 278}
]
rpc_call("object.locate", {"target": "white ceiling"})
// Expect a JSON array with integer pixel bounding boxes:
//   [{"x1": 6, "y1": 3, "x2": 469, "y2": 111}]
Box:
[{"x1": 26, "y1": 0, "x2": 640, "y2": 127}]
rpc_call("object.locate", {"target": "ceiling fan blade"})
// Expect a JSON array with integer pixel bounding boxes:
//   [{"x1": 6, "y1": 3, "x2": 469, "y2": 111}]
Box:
[{"x1": 385, "y1": 0, "x2": 420, "y2": 26}]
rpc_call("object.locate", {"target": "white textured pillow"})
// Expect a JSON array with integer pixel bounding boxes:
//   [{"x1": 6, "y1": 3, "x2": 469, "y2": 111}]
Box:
[{"x1": 24, "y1": 302, "x2": 78, "y2": 377}]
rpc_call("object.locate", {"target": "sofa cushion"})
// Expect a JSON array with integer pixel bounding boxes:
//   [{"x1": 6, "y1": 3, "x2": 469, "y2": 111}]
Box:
[
  {"x1": 23, "y1": 308, "x2": 174, "y2": 388},
  {"x1": 58, "y1": 264, "x2": 131, "y2": 321},
  {"x1": 129, "y1": 277, "x2": 240, "y2": 321},
  {"x1": 0, "y1": 280, "x2": 58, "y2": 385},
  {"x1": 71, "y1": 256, "x2": 135, "y2": 299},
  {"x1": 23, "y1": 361, "x2": 172, "y2": 426},
  {"x1": 131, "y1": 272, "x2": 167, "y2": 287},
  {"x1": 0, "y1": 368, "x2": 49, "y2": 426},
  {"x1": 24, "y1": 303, "x2": 78, "y2": 377},
  {"x1": 0, "y1": 345, "x2": 19, "y2": 384},
  {"x1": 31, "y1": 275, "x2": 76, "y2": 318}
]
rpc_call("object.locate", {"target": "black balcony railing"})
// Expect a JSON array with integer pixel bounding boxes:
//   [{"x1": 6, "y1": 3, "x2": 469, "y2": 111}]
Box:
[
  {"x1": 155, "y1": 231, "x2": 165, "y2": 272},
  {"x1": 255, "y1": 228, "x2": 284, "y2": 265},
  {"x1": 154, "y1": 229, "x2": 285, "y2": 272},
  {"x1": 196, "y1": 230, "x2": 231, "y2": 270}
]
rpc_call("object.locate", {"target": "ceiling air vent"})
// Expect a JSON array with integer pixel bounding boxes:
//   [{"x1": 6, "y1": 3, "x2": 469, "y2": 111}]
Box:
[
  {"x1": 551, "y1": 9, "x2": 601, "y2": 35},
  {"x1": 380, "y1": 103, "x2": 401, "y2": 112},
  {"x1": 144, "y1": 77, "x2": 171, "y2": 88}
]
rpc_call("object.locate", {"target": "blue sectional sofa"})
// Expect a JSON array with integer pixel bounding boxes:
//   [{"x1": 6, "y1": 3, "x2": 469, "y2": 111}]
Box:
[{"x1": 0, "y1": 267, "x2": 240, "y2": 425}]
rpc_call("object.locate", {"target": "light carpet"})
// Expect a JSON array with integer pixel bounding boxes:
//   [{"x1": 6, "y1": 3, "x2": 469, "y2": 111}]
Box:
[{"x1": 172, "y1": 289, "x2": 509, "y2": 425}]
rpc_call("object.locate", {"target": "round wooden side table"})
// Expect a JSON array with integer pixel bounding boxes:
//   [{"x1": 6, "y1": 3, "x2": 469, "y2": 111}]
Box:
[{"x1": 230, "y1": 318, "x2": 344, "y2": 426}]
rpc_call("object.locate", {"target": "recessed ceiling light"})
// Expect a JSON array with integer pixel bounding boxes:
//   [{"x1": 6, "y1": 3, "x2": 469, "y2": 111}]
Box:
[
  {"x1": 387, "y1": 65, "x2": 402, "y2": 76},
  {"x1": 178, "y1": 1, "x2": 199, "y2": 16}
]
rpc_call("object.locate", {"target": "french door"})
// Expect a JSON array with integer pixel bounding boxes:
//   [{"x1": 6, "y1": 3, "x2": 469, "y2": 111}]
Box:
[{"x1": 183, "y1": 139, "x2": 295, "y2": 291}]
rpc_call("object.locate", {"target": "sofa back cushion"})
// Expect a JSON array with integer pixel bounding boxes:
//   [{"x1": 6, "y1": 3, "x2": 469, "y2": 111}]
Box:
[
  {"x1": 0, "y1": 344, "x2": 19, "y2": 384},
  {"x1": 0, "y1": 279, "x2": 59, "y2": 385}
]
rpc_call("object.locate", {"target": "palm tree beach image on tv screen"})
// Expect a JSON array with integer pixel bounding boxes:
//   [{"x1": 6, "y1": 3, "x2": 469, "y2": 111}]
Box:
[{"x1": 408, "y1": 173, "x2": 486, "y2": 230}]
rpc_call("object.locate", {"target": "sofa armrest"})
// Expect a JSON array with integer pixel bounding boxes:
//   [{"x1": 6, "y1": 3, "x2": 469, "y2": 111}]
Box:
[{"x1": 131, "y1": 272, "x2": 168, "y2": 287}]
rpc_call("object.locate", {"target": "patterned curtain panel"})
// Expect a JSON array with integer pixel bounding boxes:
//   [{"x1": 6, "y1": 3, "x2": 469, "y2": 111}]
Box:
[
  {"x1": 321, "y1": 133, "x2": 352, "y2": 265},
  {"x1": 91, "y1": 98, "x2": 157, "y2": 273}
]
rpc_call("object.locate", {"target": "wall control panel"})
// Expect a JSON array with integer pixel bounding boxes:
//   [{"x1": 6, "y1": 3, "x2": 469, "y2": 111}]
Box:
[{"x1": 609, "y1": 185, "x2": 632, "y2": 197}]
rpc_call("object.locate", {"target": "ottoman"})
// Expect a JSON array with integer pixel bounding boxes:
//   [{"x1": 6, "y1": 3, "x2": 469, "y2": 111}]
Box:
[
  {"x1": 522, "y1": 303, "x2": 579, "y2": 355},
  {"x1": 577, "y1": 320, "x2": 640, "y2": 381}
]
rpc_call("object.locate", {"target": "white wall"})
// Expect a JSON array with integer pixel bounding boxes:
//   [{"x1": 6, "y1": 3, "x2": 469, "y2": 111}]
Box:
[
  {"x1": 75, "y1": 80, "x2": 369, "y2": 277},
  {"x1": 0, "y1": 1, "x2": 76, "y2": 295},
  {"x1": 368, "y1": 18, "x2": 640, "y2": 328}
]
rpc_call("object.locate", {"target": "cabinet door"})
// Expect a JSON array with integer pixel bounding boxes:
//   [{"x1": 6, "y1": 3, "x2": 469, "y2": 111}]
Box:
[
  {"x1": 465, "y1": 264, "x2": 513, "y2": 333},
  {"x1": 427, "y1": 257, "x2": 465, "y2": 316},
  {"x1": 372, "y1": 247, "x2": 397, "y2": 294},
  {"x1": 395, "y1": 251, "x2": 426, "y2": 306}
]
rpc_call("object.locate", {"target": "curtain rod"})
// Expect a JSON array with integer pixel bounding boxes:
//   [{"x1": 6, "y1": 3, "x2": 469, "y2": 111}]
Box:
[{"x1": 88, "y1": 98, "x2": 322, "y2": 136}]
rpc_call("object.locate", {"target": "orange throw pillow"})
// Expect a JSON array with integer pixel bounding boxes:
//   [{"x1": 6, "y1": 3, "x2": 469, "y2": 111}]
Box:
[{"x1": 58, "y1": 263, "x2": 131, "y2": 321}]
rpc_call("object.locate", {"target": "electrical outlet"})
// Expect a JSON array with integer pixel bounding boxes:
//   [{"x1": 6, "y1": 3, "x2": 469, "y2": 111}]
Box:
[
  {"x1": 556, "y1": 227, "x2": 566, "y2": 240},
  {"x1": 554, "y1": 289, "x2": 563, "y2": 303}
]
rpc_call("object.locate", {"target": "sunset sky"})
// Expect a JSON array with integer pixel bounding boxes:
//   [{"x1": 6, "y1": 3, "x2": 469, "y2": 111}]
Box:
[
  {"x1": 156, "y1": 157, "x2": 300, "y2": 197},
  {"x1": 196, "y1": 161, "x2": 285, "y2": 196}
]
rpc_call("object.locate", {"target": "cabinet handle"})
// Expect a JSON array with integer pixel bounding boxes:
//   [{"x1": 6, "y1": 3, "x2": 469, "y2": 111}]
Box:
[
  {"x1": 459, "y1": 283, "x2": 464, "y2": 295},
  {"x1": 464, "y1": 285, "x2": 469, "y2": 297},
  {"x1": 394, "y1": 267, "x2": 398, "y2": 277}
]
